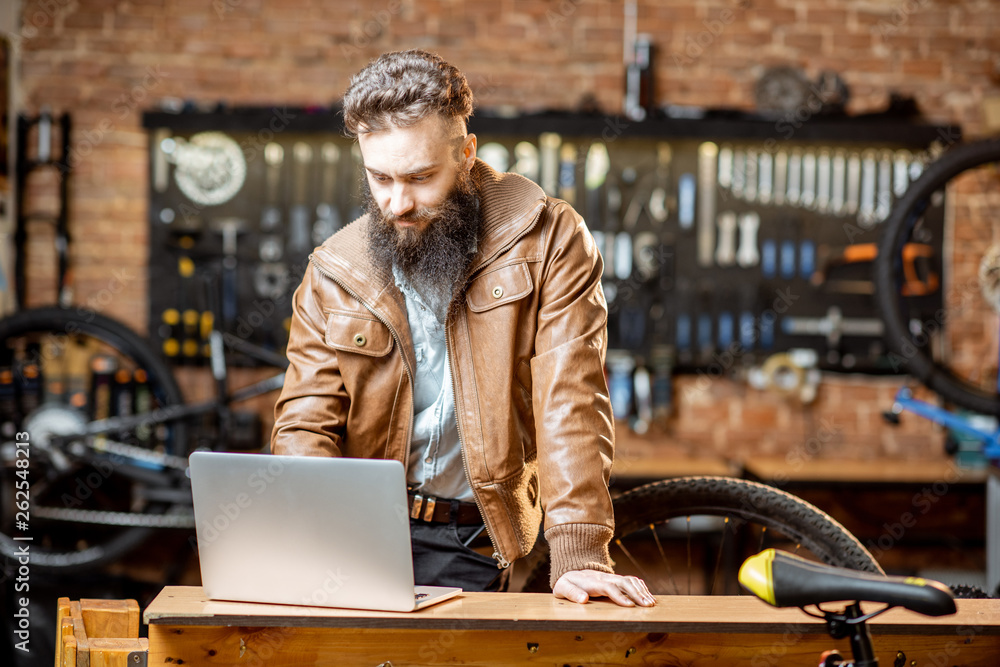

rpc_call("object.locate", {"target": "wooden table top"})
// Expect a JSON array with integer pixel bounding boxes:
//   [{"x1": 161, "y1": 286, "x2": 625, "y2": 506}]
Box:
[
  {"x1": 143, "y1": 586, "x2": 1000, "y2": 635},
  {"x1": 610, "y1": 454, "x2": 737, "y2": 480},
  {"x1": 744, "y1": 456, "x2": 990, "y2": 484}
]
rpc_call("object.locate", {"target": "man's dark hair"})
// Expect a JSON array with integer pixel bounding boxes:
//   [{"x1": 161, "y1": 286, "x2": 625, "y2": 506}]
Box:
[{"x1": 342, "y1": 49, "x2": 474, "y2": 137}]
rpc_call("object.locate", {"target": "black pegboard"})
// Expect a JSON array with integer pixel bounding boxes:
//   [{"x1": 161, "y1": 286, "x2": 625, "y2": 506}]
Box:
[{"x1": 142, "y1": 108, "x2": 954, "y2": 372}]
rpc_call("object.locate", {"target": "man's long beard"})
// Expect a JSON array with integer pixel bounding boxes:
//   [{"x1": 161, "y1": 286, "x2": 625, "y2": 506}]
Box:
[{"x1": 364, "y1": 170, "x2": 481, "y2": 319}]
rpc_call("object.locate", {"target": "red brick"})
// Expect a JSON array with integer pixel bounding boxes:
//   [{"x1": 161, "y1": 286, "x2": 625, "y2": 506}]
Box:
[
  {"x1": 902, "y1": 58, "x2": 943, "y2": 77},
  {"x1": 62, "y1": 9, "x2": 108, "y2": 30},
  {"x1": 804, "y1": 8, "x2": 848, "y2": 26},
  {"x1": 782, "y1": 29, "x2": 828, "y2": 51},
  {"x1": 114, "y1": 13, "x2": 157, "y2": 31}
]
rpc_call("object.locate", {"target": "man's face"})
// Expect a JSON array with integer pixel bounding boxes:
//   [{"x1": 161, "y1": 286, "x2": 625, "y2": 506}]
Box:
[
  {"x1": 357, "y1": 114, "x2": 477, "y2": 237},
  {"x1": 360, "y1": 115, "x2": 482, "y2": 310}
]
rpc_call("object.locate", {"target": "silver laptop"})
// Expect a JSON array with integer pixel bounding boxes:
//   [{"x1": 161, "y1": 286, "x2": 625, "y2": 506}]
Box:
[{"x1": 188, "y1": 451, "x2": 462, "y2": 612}]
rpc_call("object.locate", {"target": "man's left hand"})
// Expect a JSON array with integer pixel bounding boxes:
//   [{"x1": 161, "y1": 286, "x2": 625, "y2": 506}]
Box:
[{"x1": 553, "y1": 569, "x2": 656, "y2": 607}]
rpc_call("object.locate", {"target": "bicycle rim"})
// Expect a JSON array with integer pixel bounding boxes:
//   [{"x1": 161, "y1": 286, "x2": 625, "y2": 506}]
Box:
[
  {"x1": 0, "y1": 306, "x2": 188, "y2": 572},
  {"x1": 520, "y1": 476, "x2": 883, "y2": 594},
  {"x1": 874, "y1": 139, "x2": 1000, "y2": 416}
]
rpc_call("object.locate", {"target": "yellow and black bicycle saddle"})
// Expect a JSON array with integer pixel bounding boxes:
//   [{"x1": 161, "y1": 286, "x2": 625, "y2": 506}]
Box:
[{"x1": 739, "y1": 548, "x2": 956, "y2": 617}]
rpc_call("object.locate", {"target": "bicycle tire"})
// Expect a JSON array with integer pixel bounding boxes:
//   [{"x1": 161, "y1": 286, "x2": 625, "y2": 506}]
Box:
[
  {"x1": 874, "y1": 138, "x2": 1000, "y2": 416},
  {"x1": 520, "y1": 476, "x2": 883, "y2": 593},
  {"x1": 0, "y1": 306, "x2": 188, "y2": 572}
]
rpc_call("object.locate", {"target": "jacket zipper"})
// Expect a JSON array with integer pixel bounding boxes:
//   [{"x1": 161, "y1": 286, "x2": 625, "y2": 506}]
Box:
[
  {"x1": 447, "y1": 330, "x2": 509, "y2": 569},
  {"x1": 308, "y1": 257, "x2": 416, "y2": 464},
  {"x1": 447, "y1": 201, "x2": 546, "y2": 570}
]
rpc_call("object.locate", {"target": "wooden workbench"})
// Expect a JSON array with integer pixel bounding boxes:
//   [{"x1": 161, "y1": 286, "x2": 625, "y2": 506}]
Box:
[
  {"x1": 744, "y1": 456, "x2": 990, "y2": 486},
  {"x1": 141, "y1": 586, "x2": 1000, "y2": 666}
]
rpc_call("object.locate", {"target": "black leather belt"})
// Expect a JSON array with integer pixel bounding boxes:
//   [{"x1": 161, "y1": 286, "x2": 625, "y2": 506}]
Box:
[{"x1": 407, "y1": 493, "x2": 482, "y2": 525}]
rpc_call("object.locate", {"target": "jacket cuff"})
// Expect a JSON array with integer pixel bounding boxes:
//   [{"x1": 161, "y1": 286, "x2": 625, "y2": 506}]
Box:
[{"x1": 545, "y1": 523, "x2": 615, "y2": 589}]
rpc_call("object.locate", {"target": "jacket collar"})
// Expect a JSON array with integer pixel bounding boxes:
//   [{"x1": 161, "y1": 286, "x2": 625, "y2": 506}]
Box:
[{"x1": 310, "y1": 159, "x2": 547, "y2": 307}]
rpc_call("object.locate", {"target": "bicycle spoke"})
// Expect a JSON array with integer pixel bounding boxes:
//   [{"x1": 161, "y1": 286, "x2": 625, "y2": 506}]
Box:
[
  {"x1": 686, "y1": 516, "x2": 693, "y2": 595},
  {"x1": 709, "y1": 516, "x2": 730, "y2": 595},
  {"x1": 649, "y1": 522, "x2": 680, "y2": 596},
  {"x1": 613, "y1": 537, "x2": 655, "y2": 585}
]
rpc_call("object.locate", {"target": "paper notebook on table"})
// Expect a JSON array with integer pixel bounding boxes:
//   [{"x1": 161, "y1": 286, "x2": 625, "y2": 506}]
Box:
[{"x1": 188, "y1": 451, "x2": 462, "y2": 612}]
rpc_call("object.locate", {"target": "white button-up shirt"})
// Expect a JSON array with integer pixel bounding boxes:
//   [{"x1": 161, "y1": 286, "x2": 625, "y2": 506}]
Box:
[{"x1": 395, "y1": 269, "x2": 474, "y2": 502}]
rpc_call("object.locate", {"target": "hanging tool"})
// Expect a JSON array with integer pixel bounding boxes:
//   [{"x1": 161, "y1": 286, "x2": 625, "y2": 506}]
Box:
[
  {"x1": 312, "y1": 141, "x2": 343, "y2": 245},
  {"x1": 163, "y1": 131, "x2": 247, "y2": 207},
  {"x1": 621, "y1": 143, "x2": 671, "y2": 281},
  {"x1": 785, "y1": 148, "x2": 801, "y2": 206},
  {"x1": 287, "y1": 141, "x2": 313, "y2": 254},
  {"x1": 781, "y1": 306, "x2": 884, "y2": 348},
  {"x1": 539, "y1": 133, "x2": 561, "y2": 196},
  {"x1": 846, "y1": 152, "x2": 861, "y2": 215},
  {"x1": 815, "y1": 148, "x2": 831, "y2": 213},
  {"x1": 874, "y1": 149, "x2": 893, "y2": 223},
  {"x1": 811, "y1": 242, "x2": 939, "y2": 296},
  {"x1": 717, "y1": 145, "x2": 733, "y2": 190},
  {"x1": 152, "y1": 127, "x2": 171, "y2": 193},
  {"x1": 513, "y1": 141, "x2": 540, "y2": 182},
  {"x1": 743, "y1": 147, "x2": 758, "y2": 203},
  {"x1": 478, "y1": 142, "x2": 510, "y2": 173},
  {"x1": 558, "y1": 142, "x2": 578, "y2": 205},
  {"x1": 697, "y1": 142, "x2": 718, "y2": 267},
  {"x1": 800, "y1": 149, "x2": 816, "y2": 209},
  {"x1": 210, "y1": 217, "x2": 247, "y2": 330},
  {"x1": 858, "y1": 149, "x2": 877, "y2": 227},
  {"x1": 584, "y1": 142, "x2": 610, "y2": 270},
  {"x1": 677, "y1": 172, "x2": 696, "y2": 231},
  {"x1": 715, "y1": 211, "x2": 737, "y2": 266},
  {"x1": 731, "y1": 148, "x2": 746, "y2": 200},
  {"x1": 831, "y1": 149, "x2": 846, "y2": 215},
  {"x1": 737, "y1": 212, "x2": 761, "y2": 268},
  {"x1": 761, "y1": 239, "x2": 777, "y2": 279},
  {"x1": 758, "y1": 151, "x2": 774, "y2": 205},
  {"x1": 773, "y1": 150, "x2": 788, "y2": 206},
  {"x1": 893, "y1": 150, "x2": 912, "y2": 198},
  {"x1": 603, "y1": 181, "x2": 622, "y2": 280},
  {"x1": 259, "y1": 142, "x2": 285, "y2": 264},
  {"x1": 15, "y1": 110, "x2": 72, "y2": 308}
]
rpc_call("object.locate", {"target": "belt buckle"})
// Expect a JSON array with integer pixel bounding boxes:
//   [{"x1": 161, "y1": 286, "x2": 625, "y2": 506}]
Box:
[
  {"x1": 422, "y1": 496, "x2": 437, "y2": 522},
  {"x1": 410, "y1": 494, "x2": 424, "y2": 520}
]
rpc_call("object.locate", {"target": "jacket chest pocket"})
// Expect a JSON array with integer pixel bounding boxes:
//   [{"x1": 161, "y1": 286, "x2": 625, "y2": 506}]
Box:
[
  {"x1": 467, "y1": 261, "x2": 532, "y2": 313},
  {"x1": 324, "y1": 310, "x2": 394, "y2": 357}
]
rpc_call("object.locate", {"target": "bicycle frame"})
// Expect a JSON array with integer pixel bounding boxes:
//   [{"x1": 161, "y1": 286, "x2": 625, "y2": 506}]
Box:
[
  {"x1": 68, "y1": 335, "x2": 285, "y2": 436},
  {"x1": 44, "y1": 334, "x2": 287, "y2": 480},
  {"x1": 890, "y1": 386, "x2": 1000, "y2": 462}
]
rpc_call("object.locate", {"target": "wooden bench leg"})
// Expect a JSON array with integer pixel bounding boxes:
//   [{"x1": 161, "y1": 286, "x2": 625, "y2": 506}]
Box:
[{"x1": 55, "y1": 597, "x2": 147, "y2": 667}]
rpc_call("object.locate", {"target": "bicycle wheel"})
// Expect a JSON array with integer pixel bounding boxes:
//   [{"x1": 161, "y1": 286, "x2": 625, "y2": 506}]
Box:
[
  {"x1": 0, "y1": 306, "x2": 190, "y2": 572},
  {"x1": 874, "y1": 139, "x2": 1000, "y2": 416},
  {"x1": 520, "y1": 476, "x2": 883, "y2": 594}
]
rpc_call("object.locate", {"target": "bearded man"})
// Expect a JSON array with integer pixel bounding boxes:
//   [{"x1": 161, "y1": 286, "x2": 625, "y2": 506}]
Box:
[{"x1": 271, "y1": 49, "x2": 654, "y2": 608}]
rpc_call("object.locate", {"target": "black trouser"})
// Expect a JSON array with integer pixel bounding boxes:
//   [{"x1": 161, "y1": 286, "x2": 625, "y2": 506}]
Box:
[{"x1": 409, "y1": 517, "x2": 510, "y2": 592}]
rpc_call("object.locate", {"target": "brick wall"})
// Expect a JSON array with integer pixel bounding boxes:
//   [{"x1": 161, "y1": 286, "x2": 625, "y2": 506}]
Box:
[{"x1": 14, "y1": 0, "x2": 1000, "y2": 460}]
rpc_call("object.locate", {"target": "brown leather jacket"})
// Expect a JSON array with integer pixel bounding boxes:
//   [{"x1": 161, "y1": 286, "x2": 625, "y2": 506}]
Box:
[{"x1": 271, "y1": 160, "x2": 615, "y2": 584}]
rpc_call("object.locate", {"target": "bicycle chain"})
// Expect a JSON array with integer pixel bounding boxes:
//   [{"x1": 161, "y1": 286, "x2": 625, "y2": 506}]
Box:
[
  {"x1": 30, "y1": 439, "x2": 195, "y2": 527},
  {"x1": 32, "y1": 505, "x2": 196, "y2": 528},
  {"x1": 81, "y1": 437, "x2": 191, "y2": 471}
]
